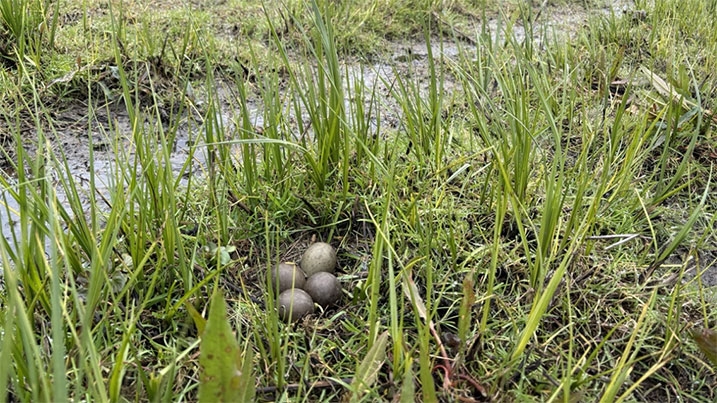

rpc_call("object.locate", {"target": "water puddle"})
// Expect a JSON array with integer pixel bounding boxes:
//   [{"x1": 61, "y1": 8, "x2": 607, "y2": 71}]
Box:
[{"x1": 12, "y1": 0, "x2": 710, "y2": 290}]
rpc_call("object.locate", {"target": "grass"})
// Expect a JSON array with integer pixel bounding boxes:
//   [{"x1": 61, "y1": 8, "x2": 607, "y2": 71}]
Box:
[{"x1": 1, "y1": 0, "x2": 717, "y2": 401}]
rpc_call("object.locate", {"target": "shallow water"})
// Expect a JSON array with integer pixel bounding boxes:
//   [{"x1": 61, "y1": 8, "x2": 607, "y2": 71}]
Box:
[{"x1": 15, "y1": 1, "x2": 710, "y2": 287}]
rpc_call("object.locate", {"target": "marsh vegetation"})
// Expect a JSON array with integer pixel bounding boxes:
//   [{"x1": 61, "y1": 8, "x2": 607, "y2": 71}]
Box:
[{"x1": 0, "y1": 0, "x2": 716, "y2": 401}]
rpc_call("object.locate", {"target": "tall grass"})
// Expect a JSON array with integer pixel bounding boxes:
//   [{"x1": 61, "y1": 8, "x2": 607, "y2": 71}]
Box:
[
  {"x1": 266, "y1": 1, "x2": 354, "y2": 195},
  {"x1": 391, "y1": 31, "x2": 446, "y2": 172},
  {"x1": 0, "y1": 0, "x2": 714, "y2": 401},
  {"x1": 0, "y1": 0, "x2": 58, "y2": 68}
]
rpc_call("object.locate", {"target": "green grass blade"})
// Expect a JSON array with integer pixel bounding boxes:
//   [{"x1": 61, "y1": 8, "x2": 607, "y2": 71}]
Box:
[
  {"x1": 350, "y1": 331, "x2": 388, "y2": 402},
  {"x1": 198, "y1": 289, "x2": 254, "y2": 402}
]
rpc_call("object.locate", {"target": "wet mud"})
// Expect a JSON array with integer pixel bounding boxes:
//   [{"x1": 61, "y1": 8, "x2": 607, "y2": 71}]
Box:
[{"x1": 3, "y1": 0, "x2": 715, "y2": 287}]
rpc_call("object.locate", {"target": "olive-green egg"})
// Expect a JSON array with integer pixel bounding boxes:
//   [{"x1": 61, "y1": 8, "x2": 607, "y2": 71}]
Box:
[
  {"x1": 277, "y1": 288, "x2": 314, "y2": 323},
  {"x1": 300, "y1": 242, "x2": 337, "y2": 276},
  {"x1": 269, "y1": 262, "x2": 306, "y2": 293},
  {"x1": 304, "y1": 272, "x2": 342, "y2": 307}
]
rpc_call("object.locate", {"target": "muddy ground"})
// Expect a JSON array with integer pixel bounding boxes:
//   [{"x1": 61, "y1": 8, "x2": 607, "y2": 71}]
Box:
[{"x1": 2, "y1": 0, "x2": 716, "y2": 290}]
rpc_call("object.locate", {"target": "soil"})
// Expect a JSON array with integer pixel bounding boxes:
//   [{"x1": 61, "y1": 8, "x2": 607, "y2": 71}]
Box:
[
  {"x1": 2, "y1": 2, "x2": 717, "y2": 402},
  {"x1": 3, "y1": 1, "x2": 715, "y2": 290}
]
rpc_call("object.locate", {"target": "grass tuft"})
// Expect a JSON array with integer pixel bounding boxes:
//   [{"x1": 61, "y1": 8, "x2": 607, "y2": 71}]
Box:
[{"x1": 0, "y1": 0, "x2": 715, "y2": 401}]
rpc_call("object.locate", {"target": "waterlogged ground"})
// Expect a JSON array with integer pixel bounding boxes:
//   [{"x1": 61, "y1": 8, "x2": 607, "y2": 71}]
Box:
[
  {"x1": 1, "y1": 0, "x2": 717, "y2": 400},
  {"x1": 7, "y1": 1, "x2": 637, "y2": 200},
  {"x1": 5, "y1": 0, "x2": 716, "y2": 287}
]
